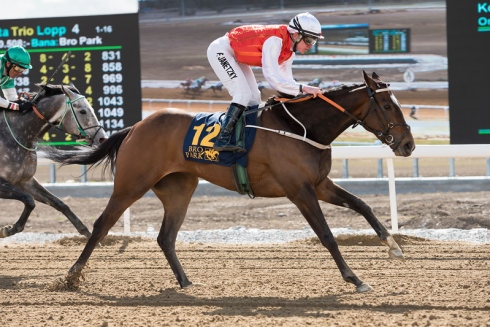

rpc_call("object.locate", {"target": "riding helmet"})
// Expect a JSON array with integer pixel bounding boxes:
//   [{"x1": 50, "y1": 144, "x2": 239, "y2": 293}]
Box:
[
  {"x1": 4, "y1": 46, "x2": 32, "y2": 69},
  {"x1": 287, "y1": 12, "x2": 324, "y2": 39}
]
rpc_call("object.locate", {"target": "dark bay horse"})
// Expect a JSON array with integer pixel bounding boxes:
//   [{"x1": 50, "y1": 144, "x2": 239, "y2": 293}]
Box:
[
  {"x1": 0, "y1": 84, "x2": 107, "y2": 239},
  {"x1": 47, "y1": 71, "x2": 414, "y2": 293}
]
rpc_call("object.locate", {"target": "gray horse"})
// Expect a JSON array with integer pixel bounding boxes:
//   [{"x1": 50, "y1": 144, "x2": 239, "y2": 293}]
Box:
[{"x1": 0, "y1": 84, "x2": 107, "y2": 238}]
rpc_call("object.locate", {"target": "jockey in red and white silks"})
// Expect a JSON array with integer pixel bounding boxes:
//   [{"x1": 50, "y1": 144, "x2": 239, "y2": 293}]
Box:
[{"x1": 207, "y1": 12, "x2": 324, "y2": 152}]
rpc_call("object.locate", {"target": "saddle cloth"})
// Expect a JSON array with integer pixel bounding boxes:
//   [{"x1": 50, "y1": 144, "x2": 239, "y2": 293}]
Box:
[{"x1": 183, "y1": 111, "x2": 258, "y2": 167}]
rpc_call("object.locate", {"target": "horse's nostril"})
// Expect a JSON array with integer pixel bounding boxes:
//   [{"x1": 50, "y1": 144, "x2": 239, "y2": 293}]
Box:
[
  {"x1": 404, "y1": 141, "x2": 414, "y2": 153},
  {"x1": 100, "y1": 138, "x2": 107, "y2": 144}
]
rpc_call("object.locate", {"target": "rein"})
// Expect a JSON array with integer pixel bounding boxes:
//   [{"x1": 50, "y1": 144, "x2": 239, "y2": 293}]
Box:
[
  {"x1": 316, "y1": 86, "x2": 409, "y2": 149},
  {"x1": 246, "y1": 100, "x2": 331, "y2": 150},
  {"x1": 3, "y1": 110, "x2": 38, "y2": 151},
  {"x1": 246, "y1": 84, "x2": 410, "y2": 150}
]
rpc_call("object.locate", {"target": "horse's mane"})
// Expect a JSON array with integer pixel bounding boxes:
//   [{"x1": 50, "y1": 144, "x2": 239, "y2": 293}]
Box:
[
  {"x1": 265, "y1": 83, "x2": 365, "y2": 106},
  {"x1": 28, "y1": 83, "x2": 80, "y2": 102}
]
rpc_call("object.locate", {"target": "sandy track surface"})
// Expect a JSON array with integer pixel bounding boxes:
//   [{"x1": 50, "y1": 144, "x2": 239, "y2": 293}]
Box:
[{"x1": 1, "y1": 235, "x2": 489, "y2": 326}]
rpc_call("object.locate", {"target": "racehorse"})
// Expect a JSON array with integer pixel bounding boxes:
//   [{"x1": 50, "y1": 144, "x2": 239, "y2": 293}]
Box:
[
  {"x1": 0, "y1": 84, "x2": 107, "y2": 239},
  {"x1": 182, "y1": 76, "x2": 208, "y2": 98},
  {"x1": 47, "y1": 71, "x2": 415, "y2": 293}
]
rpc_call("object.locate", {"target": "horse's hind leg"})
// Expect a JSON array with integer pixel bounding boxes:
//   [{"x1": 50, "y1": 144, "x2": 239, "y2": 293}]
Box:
[
  {"x1": 0, "y1": 178, "x2": 35, "y2": 237},
  {"x1": 22, "y1": 178, "x2": 91, "y2": 238},
  {"x1": 316, "y1": 178, "x2": 404, "y2": 260},
  {"x1": 152, "y1": 173, "x2": 199, "y2": 288},
  {"x1": 68, "y1": 188, "x2": 144, "y2": 280}
]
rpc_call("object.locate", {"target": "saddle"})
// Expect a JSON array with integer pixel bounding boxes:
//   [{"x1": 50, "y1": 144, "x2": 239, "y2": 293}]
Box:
[{"x1": 183, "y1": 109, "x2": 259, "y2": 197}]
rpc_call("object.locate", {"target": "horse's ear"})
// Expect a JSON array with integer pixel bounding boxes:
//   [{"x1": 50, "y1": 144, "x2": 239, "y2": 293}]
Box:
[
  {"x1": 362, "y1": 70, "x2": 369, "y2": 82},
  {"x1": 363, "y1": 70, "x2": 376, "y2": 89},
  {"x1": 60, "y1": 84, "x2": 74, "y2": 98},
  {"x1": 372, "y1": 71, "x2": 380, "y2": 80}
]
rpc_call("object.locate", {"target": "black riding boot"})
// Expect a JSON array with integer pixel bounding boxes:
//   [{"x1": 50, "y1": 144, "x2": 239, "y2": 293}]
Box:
[{"x1": 213, "y1": 103, "x2": 247, "y2": 152}]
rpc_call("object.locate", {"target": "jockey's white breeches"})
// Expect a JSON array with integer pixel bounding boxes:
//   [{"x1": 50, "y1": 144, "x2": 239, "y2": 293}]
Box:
[{"x1": 207, "y1": 35, "x2": 262, "y2": 108}]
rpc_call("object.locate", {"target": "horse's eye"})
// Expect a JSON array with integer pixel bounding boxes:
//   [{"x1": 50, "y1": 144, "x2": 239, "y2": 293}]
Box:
[
  {"x1": 80, "y1": 110, "x2": 87, "y2": 114},
  {"x1": 384, "y1": 105, "x2": 391, "y2": 111}
]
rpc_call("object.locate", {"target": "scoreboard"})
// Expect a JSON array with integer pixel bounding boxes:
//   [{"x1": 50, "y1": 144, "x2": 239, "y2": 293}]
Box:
[
  {"x1": 369, "y1": 28, "x2": 410, "y2": 54},
  {"x1": 447, "y1": 0, "x2": 490, "y2": 144},
  {"x1": 0, "y1": 13, "x2": 141, "y2": 145}
]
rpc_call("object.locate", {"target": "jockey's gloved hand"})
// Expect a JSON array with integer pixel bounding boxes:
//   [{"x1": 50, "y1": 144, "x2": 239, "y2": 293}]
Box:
[{"x1": 16, "y1": 100, "x2": 33, "y2": 112}]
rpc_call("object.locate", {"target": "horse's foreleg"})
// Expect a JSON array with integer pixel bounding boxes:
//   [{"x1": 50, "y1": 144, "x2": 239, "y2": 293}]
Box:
[
  {"x1": 289, "y1": 183, "x2": 372, "y2": 293},
  {"x1": 153, "y1": 173, "x2": 199, "y2": 288},
  {"x1": 22, "y1": 178, "x2": 91, "y2": 238},
  {"x1": 316, "y1": 178, "x2": 404, "y2": 260},
  {"x1": 0, "y1": 178, "x2": 35, "y2": 237}
]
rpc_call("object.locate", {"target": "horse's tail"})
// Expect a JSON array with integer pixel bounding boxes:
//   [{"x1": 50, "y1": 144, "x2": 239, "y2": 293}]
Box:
[{"x1": 44, "y1": 126, "x2": 131, "y2": 176}]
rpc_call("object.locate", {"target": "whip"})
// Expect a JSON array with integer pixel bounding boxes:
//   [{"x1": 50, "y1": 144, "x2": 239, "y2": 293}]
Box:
[{"x1": 31, "y1": 51, "x2": 72, "y2": 103}]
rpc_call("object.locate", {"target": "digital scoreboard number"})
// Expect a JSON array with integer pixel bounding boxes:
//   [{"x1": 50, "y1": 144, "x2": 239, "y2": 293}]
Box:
[
  {"x1": 369, "y1": 29, "x2": 410, "y2": 54},
  {"x1": 0, "y1": 13, "x2": 141, "y2": 145},
  {"x1": 447, "y1": 0, "x2": 490, "y2": 144}
]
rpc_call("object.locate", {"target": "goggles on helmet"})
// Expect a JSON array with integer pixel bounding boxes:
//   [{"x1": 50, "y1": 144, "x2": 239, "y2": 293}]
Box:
[
  {"x1": 302, "y1": 35, "x2": 318, "y2": 46},
  {"x1": 12, "y1": 65, "x2": 26, "y2": 73}
]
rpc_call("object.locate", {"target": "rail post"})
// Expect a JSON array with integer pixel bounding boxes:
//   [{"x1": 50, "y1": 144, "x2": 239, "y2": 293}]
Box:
[
  {"x1": 413, "y1": 158, "x2": 419, "y2": 177},
  {"x1": 342, "y1": 159, "x2": 349, "y2": 178},
  {"x1": 49, "y1": 163, "x2": 56, "y2": 183}
]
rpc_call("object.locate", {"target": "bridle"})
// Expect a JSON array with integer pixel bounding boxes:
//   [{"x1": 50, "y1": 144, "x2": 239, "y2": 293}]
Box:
[
  {"x1": 317, "y1": 84, "x2": 411, "y2": 149},
  {"x1": 4, "y1": 94, "x2": 103, "y2": 151},
  {"x1": 32, "y1": 94, "x2": 104, "y2": 145},
  {"x1": 244, "y1": 83, "x2": 411, "y2": 150}
]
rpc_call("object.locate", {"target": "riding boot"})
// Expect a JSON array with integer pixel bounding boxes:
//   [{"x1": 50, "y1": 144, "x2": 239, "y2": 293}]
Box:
[{"x1": 213, "y1": 103, "x2": 247, "y2": 152}]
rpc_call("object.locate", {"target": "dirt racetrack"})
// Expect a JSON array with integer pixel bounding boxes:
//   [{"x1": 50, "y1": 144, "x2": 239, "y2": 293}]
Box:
[
  {"x1": 1, "y1": 235, "x2": 490, "y2": 326},
  {"x1": 1, "y1": 191, "x2": 490, "y2": 327}
]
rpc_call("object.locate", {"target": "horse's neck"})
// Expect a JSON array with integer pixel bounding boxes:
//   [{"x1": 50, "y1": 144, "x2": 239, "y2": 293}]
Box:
[
  {"x1": 279, "y1": 87, "x2": 369, "y2": 145},
  {"x1": 31, "y1": 95, "x2": 65, "y2": 137},
  {"x1": 38, "y1": 94, "x2": 64, "y2": 119}
]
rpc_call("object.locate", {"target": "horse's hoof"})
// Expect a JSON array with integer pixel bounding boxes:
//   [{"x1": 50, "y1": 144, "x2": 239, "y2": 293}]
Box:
[
  {"x1": 356, "y1": 283, "x2": 373, "y2": 293},
  {"x1": 180, "y1": 281, "x2": 193, "y2": 289},
  {"x1": 388, "y1": 248, "x2": 405, "y2": 260},
  {"x1": 63, "y1": 265, "x2": 86, "y2": 291},
  {"x1": 0, "y1": 226, "x2": 13, "y2": 238}
]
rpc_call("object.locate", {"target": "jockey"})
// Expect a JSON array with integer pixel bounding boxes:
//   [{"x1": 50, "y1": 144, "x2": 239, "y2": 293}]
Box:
[
  {"x1": 0, "y1": 46, "x2": 33, "y2": 112},
  {"x1": 207, "y1": 12, "x2": 324, "y2": 152}
]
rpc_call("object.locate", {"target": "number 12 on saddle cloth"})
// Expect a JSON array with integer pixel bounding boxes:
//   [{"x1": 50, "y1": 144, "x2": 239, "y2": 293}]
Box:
[{"x1": 183, "y1": 111, "x2": 258, "y2": 167}]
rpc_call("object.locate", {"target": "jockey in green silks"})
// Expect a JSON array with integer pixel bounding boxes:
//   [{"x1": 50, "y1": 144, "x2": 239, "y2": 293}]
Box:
[{"x1": 0, "y1": 46, "x2": 33, "y2": 112}]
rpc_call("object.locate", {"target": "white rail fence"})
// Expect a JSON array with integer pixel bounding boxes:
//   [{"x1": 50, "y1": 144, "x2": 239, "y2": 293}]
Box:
[
  {"x1": 333, "y1": 144, "x2": 490, "y2": 232},
  {"x1": 38, "y1": 144, "x2": 490, "y2": 234}
]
